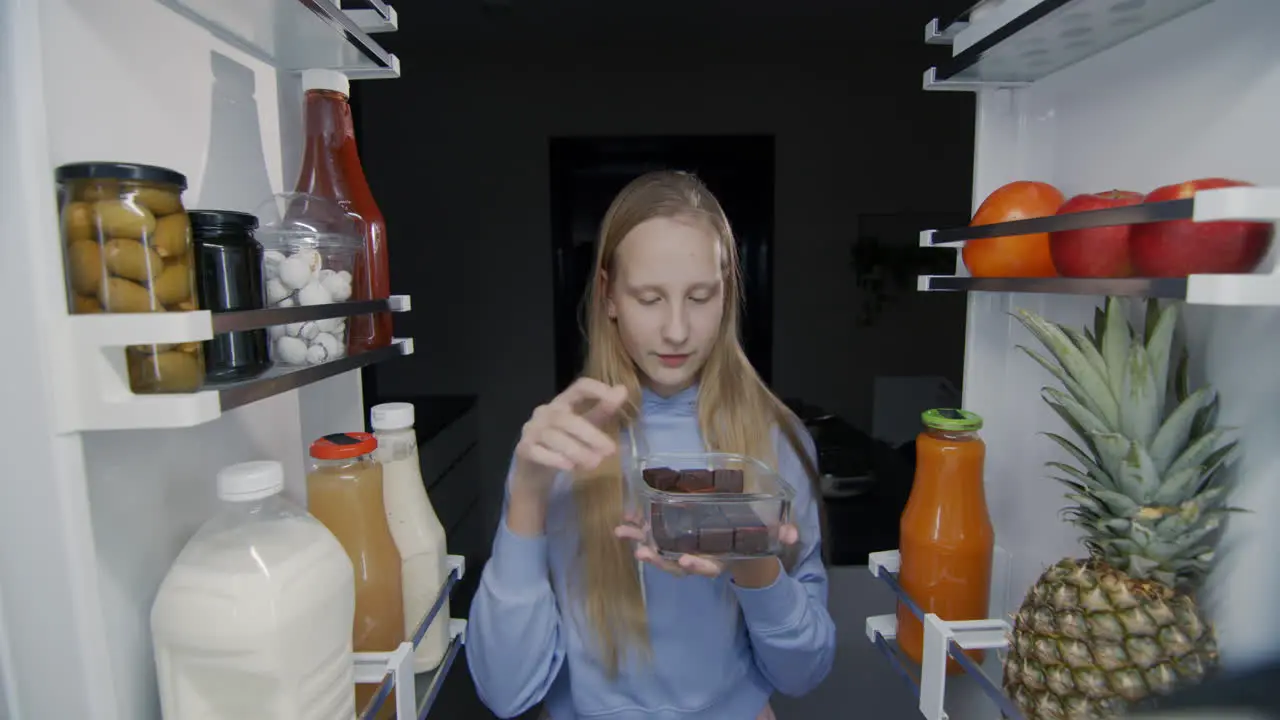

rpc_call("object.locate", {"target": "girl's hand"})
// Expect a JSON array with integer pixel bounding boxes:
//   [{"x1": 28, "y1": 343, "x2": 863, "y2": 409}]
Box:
[
  {"x1": 512, "y1": 378, "x2": 628, "y2": 494},
  {"x1": 613, "y1": 511, "x2": 800, "y2": 580}
]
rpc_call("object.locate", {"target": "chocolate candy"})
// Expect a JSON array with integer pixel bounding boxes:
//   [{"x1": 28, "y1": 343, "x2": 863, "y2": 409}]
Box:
[
  {"x1": 650, "y1": 502, "x2": 772, "y2": 556},
  {"x1": 675, "y1": 469, "x2": 714, "y2": 493},
  {"x1": 713, "y1": 468, "x2": 744, "y2": 493},
  {"x1": 642, "y1": 467, "x2": 744, "y2": 494},
  {"x1": 642, "y1": 467, "x2": 680, "y2": 492}
]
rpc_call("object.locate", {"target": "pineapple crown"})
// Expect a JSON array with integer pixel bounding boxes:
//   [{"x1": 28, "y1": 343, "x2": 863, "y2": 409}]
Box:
[{"x1": 1013, "y1": 297, "x2": 1238, "y2": 593}]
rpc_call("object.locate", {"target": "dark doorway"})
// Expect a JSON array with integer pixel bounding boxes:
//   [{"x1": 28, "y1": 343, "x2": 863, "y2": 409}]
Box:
[{"x1": 548, "y1": 135, "x2": 776, "y2": 393}]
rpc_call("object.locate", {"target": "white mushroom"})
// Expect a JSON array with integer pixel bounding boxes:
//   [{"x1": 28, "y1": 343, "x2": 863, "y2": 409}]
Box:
[
  {"x1": 314, "y1": 332, "x2": 342, "y2": 360},
  {"x1": 321, "y1": 273, "x2": 351, "y2": 302},
  {"x1": 265, "y1": 278, "x2": 290, "y2": 304},
  {"x1": 278, "y1": 256, "x2": 311, "y2": 290},
  {"x1": 298, "y1": 280, "x2": 333, "y2": 306},
  {"x1": 275, "y1": 335, "x2": 308, "y2": 364}
]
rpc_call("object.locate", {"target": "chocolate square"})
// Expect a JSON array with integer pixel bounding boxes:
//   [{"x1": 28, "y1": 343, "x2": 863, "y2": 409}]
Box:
[
  {"x1": 643, "y1": 467, "x2": 680, "y2": 491},
  {"x1": 697, "y1": 507, "x2": 734, "y2": 553},
  {"x1": 652, "y1": 503, "x2": 698, "y2": 554},
  {"x1": 675, "y1": 469, "x2": 714, "y2": 493},
  {"x1": 722, "y1": 504, "x2": 771, "y2": 555},
  {"x1": 712, "y1": 468, "x2": 744, "y2": 493}
]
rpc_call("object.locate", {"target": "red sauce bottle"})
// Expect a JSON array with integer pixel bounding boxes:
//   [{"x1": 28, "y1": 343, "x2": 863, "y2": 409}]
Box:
[{"x1": 295, "y1": 69, "x2": 393, "y2": 355}]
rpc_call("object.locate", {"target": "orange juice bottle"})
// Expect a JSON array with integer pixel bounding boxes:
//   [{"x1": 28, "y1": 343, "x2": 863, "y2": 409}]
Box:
[
  {"x1": 307, "y1": 432, "x2": 404, "y2": 719},
  {"x1": 896, "y1": 408, "x2": 994, "y2": 674}
]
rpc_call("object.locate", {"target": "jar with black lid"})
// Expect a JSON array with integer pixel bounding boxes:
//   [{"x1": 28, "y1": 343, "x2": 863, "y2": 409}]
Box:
[
  {"x1": 55, "y1": 161, "x2": 204, "y2": 394},
  {"x1": 190, "y1": 210, "x2": 273, "y2": 382}
]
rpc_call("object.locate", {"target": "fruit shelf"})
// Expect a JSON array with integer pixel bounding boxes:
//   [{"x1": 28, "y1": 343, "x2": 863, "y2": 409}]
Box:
[
  {"x1": 155, "y1": 0, "x2": 400, "y2": 79},
  {"x1": 61, "y1": 295, "x2": 413, "y2": 432},
  {"x1": 865, "y1": 550, "x2": 1025, "y2": 720},
  {"x1": 923, "y1": 0, "x2": 1214, "y2": 90},
  {"x1": 917, "y1": 186, "x2": 1280, "y2": 306},
  {"x1": 358, "y1": 555, "x2": 467, "y2": 720}
]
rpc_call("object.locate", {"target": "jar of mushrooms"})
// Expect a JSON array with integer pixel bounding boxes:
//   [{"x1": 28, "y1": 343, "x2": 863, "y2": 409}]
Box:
[{"x1": 57, "y1": 162, "x2": 204, "y2": 394}]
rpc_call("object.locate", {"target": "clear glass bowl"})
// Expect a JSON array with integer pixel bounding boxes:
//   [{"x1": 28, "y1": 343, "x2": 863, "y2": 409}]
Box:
[{"x1": 629, "y1": 452, "x2": 794, "y2": 560}]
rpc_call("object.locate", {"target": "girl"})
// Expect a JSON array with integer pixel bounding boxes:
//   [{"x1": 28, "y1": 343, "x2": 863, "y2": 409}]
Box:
[{"x1": 467, "y1": 170, "x2": 836, "y2": 720}]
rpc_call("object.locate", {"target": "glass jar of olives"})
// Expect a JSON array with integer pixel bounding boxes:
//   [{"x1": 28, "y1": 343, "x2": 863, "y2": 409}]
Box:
[{"x1": 56, "y1": 162, "x2": 205, "y2": 394}]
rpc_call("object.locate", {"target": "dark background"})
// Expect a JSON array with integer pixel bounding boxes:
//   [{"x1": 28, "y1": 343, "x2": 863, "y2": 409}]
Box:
[{"x1": 351, "y1": 1, "x2": 977, "y2": 716}]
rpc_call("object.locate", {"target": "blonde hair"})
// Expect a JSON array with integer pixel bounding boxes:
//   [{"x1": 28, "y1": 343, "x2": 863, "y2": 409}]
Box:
[{"x1": 572, "y1": 170, "x2": 823, "y2": 676}]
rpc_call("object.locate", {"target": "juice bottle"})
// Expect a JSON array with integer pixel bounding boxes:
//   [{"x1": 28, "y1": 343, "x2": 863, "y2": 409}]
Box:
[
  {"x1": 307, "y1": 432, "x2": 404, "y2": 719},
  {"x1": 896, "y1": 408, "x2": 994, "y2": 674},
  {"x1": 295, "y1": 69, "x2": 393, "y2": 355}
]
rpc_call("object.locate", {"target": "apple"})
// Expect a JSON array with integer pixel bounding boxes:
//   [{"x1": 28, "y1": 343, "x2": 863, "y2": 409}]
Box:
[
  {"x1": 1129, "y1": 178, "x2": 1273, "y2": 277},
  {"x1": 1049, "y1": 190, "x2": 1144, "y2": 278}
]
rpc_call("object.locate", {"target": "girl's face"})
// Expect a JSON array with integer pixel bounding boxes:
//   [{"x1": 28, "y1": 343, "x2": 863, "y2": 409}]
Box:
[{"x1": 606, "y1": 216, "x2": 725, "y2": 397}]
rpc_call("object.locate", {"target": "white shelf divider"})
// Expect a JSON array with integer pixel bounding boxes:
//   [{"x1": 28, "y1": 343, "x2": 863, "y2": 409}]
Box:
[
  {"x1": 865, "y1": 549, "x2": 1024, "y2": 720},
  {"x1": 356, "y1": 554, "x2": 467, "y2": 720}
]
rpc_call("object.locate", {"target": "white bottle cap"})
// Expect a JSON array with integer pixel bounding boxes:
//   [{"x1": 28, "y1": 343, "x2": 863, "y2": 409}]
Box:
[
  {"x1": 301, "y1": 68, "x2": 350, "y2": 97},
  {"x1": 217, "y1": 461, "x2": 285, "y2": 502},
  {"x1": 371, "y1": 402, "x2": 415, "y2": 431}
]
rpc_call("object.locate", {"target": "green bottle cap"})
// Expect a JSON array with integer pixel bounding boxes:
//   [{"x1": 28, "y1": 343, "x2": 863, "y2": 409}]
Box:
[{"x1": 921, "y1": 408, "x2": 983, "y2": 432}]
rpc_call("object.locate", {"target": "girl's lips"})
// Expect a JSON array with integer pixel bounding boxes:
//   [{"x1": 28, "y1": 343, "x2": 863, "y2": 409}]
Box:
[{"x1": 657, "y1": 354, "x2": 691, "y2": 368}]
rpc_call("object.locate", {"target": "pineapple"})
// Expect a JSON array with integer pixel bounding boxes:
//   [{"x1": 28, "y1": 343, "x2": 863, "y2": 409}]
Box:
[{"x1": 1001, "y1": 297, "x2": 1237, "y2": 720}]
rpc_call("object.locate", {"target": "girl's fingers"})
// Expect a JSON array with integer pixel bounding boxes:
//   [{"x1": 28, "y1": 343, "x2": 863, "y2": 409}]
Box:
[
  {"x1": 520, "y1": 443, "x2": 574, "y2": 472},
  {"x1": 614, "y1": 524, "x2": 646, "y2": 542},
  {"x1": 537, "y1": 427, "x2": 602, "y2": 470},
  {"x1": 778, "y1": 523, "x2": 800, "y2": 546},
  {"x1": 677, "y1": 555, "x2": 724, "y2": 578},
  {"x1": 551, "y1": 410, "x2": 619, "y2": 456}
]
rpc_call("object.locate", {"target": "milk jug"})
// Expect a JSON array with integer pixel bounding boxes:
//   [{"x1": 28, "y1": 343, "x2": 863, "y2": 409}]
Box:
[{"x1": 151, "y1": 460, "x2": 357, "y2": 719}]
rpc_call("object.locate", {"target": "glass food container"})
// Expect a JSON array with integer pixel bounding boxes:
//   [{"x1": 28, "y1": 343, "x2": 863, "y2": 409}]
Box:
[
  {"x1": 56, "y1": 162, "x2": 204, "y2": 394},
  {"x1": 254, "y1": 193, "x2": 365, "y2": 367},
  {"x1": 630, "y1": 452, "x2": 794, "y2": 560},
  {"x1": 189, "y1": 209, "x2": 272, "y2": 382}
]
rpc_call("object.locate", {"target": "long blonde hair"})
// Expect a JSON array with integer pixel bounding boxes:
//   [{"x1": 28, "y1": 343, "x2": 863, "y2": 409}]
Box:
[{"x1": 572, "y1": 170, "x2": 823, "y2": 676}]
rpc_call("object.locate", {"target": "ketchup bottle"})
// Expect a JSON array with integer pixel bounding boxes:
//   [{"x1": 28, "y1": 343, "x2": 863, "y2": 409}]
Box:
[{"x1": 295, "y1": 69, "x2": 393, "y2": 355}]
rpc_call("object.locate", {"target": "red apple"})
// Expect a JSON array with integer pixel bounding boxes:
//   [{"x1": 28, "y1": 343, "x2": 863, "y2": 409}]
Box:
[
  {"x1": 1129, "y1": 178, "x2": 1273, "y2": 277},
  {"x1": 1049, "y1": 190, "x2": 1144, "y2": 277}
]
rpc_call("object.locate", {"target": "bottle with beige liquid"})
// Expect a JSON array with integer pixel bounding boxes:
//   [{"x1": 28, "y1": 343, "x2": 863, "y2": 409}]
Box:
[
  {"x1": 306, "y1": 432, "x2": 404, "y2": 719},
  {"x1": 372, "y1": 402, "x2": 451, "y2": 673}
]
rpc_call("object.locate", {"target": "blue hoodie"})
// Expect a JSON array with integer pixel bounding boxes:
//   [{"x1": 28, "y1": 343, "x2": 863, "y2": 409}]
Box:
[{"x1": 466, "y1": 385, "x2": 836, "y2": 719}]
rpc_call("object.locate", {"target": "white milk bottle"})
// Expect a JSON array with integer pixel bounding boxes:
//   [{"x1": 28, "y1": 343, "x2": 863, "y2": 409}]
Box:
[
  {"x1": 371, "y1": 402, "x2": 451, "y2": 672},
  {"x1": 150, "y1": 460, "x2": 357, "y2": 719}
]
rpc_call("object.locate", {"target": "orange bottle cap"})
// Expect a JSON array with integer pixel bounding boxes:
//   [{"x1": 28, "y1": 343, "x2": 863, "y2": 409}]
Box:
[{"x1": 309, "y1": 431, "x2": 377, "y2": 459}]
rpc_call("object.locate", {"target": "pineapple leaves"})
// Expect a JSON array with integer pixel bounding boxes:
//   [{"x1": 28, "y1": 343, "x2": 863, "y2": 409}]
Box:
[
  {"x1": 1149, "y1": 388, "x2": 1209, "y2": 474},
  {"x1": 1042, "y1": 432, "x2": 1115, "y2": 490},
  {"x1": 1020, "y1": 346, "x2": 1118, "y2": 428},
  {"x1": 1168, "y1": 429, "x2": 1234, "y2": 481},
  {"x1": 1144, "y1": 301, "x2": 1178, "y2": 413},
  {"x1": 1119, "y1": 343, "x2": 1161, "y2": 449},
  {"x1": 1100, "y1": 297, "x2": 1131, "y2": 405},
  {"x1": 1015, "y1": 309, "x2": 1120, "y2": 428}
]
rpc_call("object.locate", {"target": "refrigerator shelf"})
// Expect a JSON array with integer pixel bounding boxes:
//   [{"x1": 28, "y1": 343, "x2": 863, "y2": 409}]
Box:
[
  {"x1": 923, "y1": 0, "x2": 1214, "y2": 90},
  {"x1": 358, "y1": 555, "x2": 467, "y2": 720},
  {"x1": 917, "y1": 185, "x2": 1280, "y2": 306},
  {"x1": 865, "y1": 550, "x2": 1025, "y2": 720},
  {"x1": 155, "y1": 0, "x2": 401, "y2": 79},
  {"x1": 62, "y1": 336, "x2": 414, "y2": 432}
]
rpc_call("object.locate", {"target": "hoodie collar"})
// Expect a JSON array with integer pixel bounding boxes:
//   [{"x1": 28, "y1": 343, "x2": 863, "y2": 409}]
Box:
[{"x1": 640, "y1": 382, "x2": 699, "y2": 417}]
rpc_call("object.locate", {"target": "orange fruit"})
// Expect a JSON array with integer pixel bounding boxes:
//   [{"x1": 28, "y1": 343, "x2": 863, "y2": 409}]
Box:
[{"x1": 962, "y1": 180, "x2": 1065, "y2": 278}]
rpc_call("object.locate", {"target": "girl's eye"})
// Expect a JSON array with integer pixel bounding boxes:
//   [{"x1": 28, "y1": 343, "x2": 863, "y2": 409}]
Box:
[
  {"x1": 689, "y1": 294, "x2": 713, "y2": 304},
  {"x1": 638, "y1": 296, "x2": 662, "y2": 306}
]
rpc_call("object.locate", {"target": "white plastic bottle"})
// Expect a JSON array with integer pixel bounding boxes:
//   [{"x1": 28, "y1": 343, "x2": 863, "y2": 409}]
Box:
[
  {"x1": 371, "y1": 402, "x2": 451, "y2": 673},
  {"x1": 150, "y1": 460, "x2": 357, "y2": 720}
]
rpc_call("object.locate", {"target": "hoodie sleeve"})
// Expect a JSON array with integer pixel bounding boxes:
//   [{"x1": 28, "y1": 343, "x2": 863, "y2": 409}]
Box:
[
  {"x1": 465, "y1": 456, "x2": 567, "y2": 718},
  {"x1": 730, "y1": 425, "x2": 837, "y2": 697}
]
